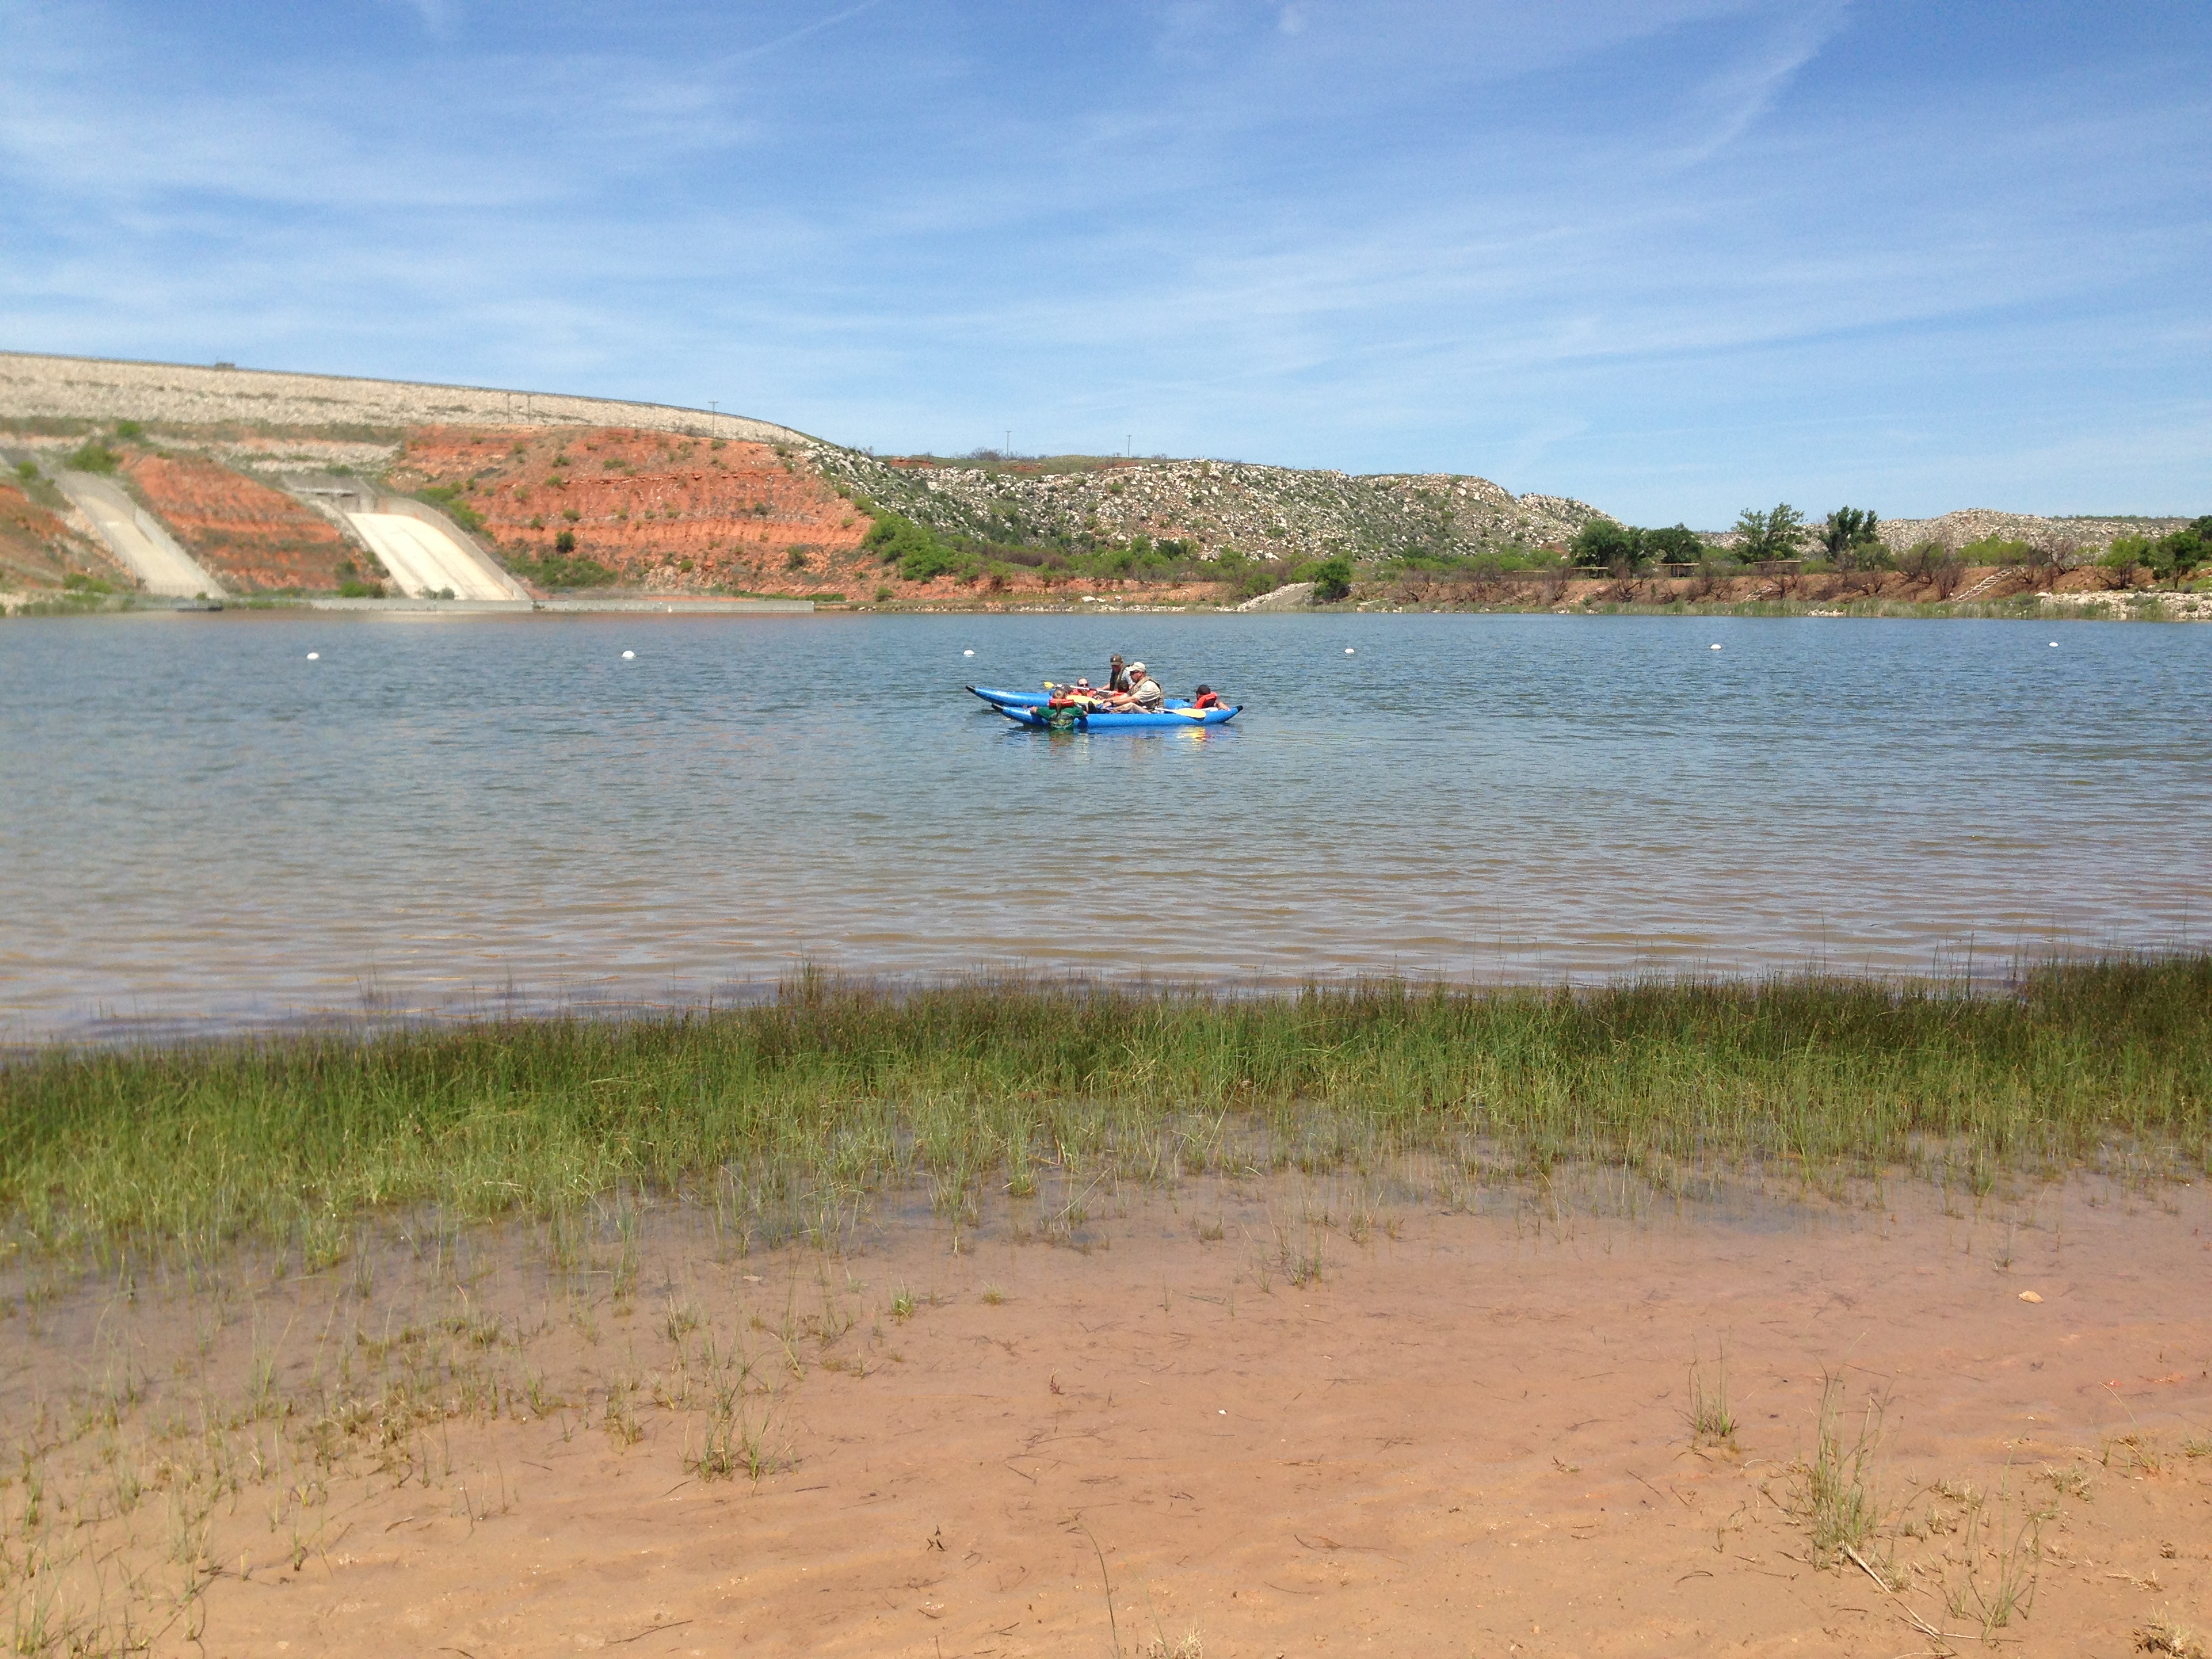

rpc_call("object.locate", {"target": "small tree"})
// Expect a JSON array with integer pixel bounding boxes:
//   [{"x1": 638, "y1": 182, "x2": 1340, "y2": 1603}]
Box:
[
  {"x1": 1820, "y1": 506, "x2": 1884, "y2": 569},
  {"x1": 2146, "y1": 516, "x2": 2212, "y2": 583},
  {"x1": 1733, "y1": 504, "x2": 1806, "y2": 564},
  {"x1": 1641, "y1": 524, "x2": 1704, "y2": 565},
  {"x1": 2102, "y1": 533, "x2": 2152, "y2": 574},
  {"x1": 1570, "y1": 518, "x2": 1641, "y2": 569},
  {"x1": 1309, "y1": 556, "x2": 1353, "y2": 602}
]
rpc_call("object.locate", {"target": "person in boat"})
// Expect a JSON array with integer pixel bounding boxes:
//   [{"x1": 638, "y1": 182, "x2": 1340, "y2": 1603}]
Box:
[
  {"x1": 1107, "y1": 654, "x2": 1132, "y2": 694},
  {"x1": 1191, "y1": 684, "x2": 1225, "y2": 710},
  {"x1": 1048, "y1": 677, "x2": 1103, "y2": 709},
  {"x1": 1107, "y1": 662, "x2": 1165, "y2": 711}
]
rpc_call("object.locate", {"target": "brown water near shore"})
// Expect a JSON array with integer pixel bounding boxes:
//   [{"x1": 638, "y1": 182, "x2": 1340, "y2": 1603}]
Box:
[{"x1": 6, "y1": 1170, "x2": 2209, "y2": 1656}]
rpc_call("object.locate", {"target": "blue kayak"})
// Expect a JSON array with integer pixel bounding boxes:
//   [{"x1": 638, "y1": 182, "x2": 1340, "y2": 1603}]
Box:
[
  {"x1": 968, "y1": 683, "x2": 1190, "y2": 710},
  {"x1": 996, "y1": 703, "x2": 1240, "y2": 730}
]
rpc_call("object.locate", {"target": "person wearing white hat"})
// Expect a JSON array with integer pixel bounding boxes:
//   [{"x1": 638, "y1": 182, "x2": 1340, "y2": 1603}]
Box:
[{"x1": 1108, "y1": 661, "x2": 1164, "y2": 710}]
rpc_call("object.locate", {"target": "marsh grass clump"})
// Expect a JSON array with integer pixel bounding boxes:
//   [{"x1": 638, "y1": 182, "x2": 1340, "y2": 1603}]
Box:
[
  {"x1": 1797, "y1": 1371, "x2": 1885, "y2": 1565},
  {"x1": 2, "y1": 956, "x2": 2209, "y2": 1258},
  {"x1": 1687, "y1": 1342, "x2": 1736, "y2": 1443},
  {"x1": 690, "y1": 1394, "x2": 785, "y2": 1483}
]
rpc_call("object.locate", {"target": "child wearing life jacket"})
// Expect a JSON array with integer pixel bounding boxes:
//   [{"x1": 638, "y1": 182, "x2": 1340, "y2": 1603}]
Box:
[{"x1": 1191, "y1": 684, "x2": 1224, "y2": 710}]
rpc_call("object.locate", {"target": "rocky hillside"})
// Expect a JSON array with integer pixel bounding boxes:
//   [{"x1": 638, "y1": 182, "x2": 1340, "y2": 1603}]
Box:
[
  {"x1": 384, "y1": 426, "x2": 876, "y2": 594},
  {"x1": 802, "y1": 449, "x2": 1604, "y2": 563},
  {"x1": 1874, "y1": 509, "x2": 2189, "y2": 555},
  {"x1": 9, "y1": 350, "x2": 2193, "y2": 598}
]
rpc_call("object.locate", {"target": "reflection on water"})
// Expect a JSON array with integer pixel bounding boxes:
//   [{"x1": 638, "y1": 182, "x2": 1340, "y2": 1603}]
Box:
[{"x1": 2, "y1": 610, "x2": 2208, "y2": 1038}]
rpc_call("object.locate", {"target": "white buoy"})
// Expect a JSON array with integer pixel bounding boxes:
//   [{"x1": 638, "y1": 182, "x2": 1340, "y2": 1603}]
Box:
[
  {"x1": 2049, "y1": 641, "x2": 2059, "y2": 647},
  {"x1": 1711, "y1": 644, "x2": 1722, "y2": 651},
  {"x1": 622, "y1": 650, "x2": 635, "y2": 659},
  {"x1": 306, "y1": 651, "x2": 319, "y2": 660},
  {"x1": 1345, "y1": 647, "x2": 1355, "y2": 655},
  {"x1": 963, "y1": 649, "x2": 975, "y2": 657}
]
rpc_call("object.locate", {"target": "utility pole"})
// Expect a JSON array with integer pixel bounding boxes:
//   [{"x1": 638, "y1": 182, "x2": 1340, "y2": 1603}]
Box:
[{"x1": 1006, "y1": 429, "x2": 1012, "y2": 455}]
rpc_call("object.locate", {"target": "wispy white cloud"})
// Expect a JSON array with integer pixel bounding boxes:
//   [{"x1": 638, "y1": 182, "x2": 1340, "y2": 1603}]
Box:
[
  {"x1": 0, "y1": 0, "x2": 2205, "y2": 520},
  {"x1": 1664, "y1": 1, "x2": 1850, "y2": 165},
  {"x1": 396, "y1": 0, "x2": 461, "y2": 36}
]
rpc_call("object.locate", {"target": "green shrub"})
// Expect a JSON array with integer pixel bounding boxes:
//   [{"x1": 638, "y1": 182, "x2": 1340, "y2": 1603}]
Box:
[
  {"x1": 864, "y1": 510, "x2": 960, "y2": 581},
  {"x1": 2146, "y1": 516, "x2": 2212, "y2": 582},
  {"x1": 1570, "y1": 518, "x2": 1641, "y2": 569},
  {"x1": 1733, "y1": 504, "x2": 1807, "y2": 563},
  {"x1": 415, "y1": 484, "x2": 485, "y2": 533},
  {"x1": 1570, "y1": 520, "x2": 1706, "y2": 571},
  {"x1": 64, "y1": 441, "x2": 119, "y2": 474},
  {"x1": 112, "y1": 419, "x2": 144, "y2": 441},
  {"x1": 1309, "y1": 556, "x2": 1353, "y2": 602},
  {"x1": 2100, "y1": 534, "x2": 2151, "y2": 573},
  {"x1": 508, "y1": 541, "x2": 616, "y2": 590},
  {"x1": 1959, "y1": 534, "x2": 2031, "y2": 566},
  {"x1": 1641, "y1": 524, "x2": 1704, "y2": 564},
  {"x1": 1820, "y1": 507, "x2": 1888, "y2": 569}
]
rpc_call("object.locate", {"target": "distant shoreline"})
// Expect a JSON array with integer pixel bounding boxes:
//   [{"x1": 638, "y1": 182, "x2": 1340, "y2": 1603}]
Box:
[{"x1": 8, "y1": 581, "x2": 2209, "y2": 621}]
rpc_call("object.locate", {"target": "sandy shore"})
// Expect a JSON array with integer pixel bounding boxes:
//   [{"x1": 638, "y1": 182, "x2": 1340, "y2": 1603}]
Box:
[{"x1": 5, "y1": 1171, "x2": 2208, "y2": 1656}]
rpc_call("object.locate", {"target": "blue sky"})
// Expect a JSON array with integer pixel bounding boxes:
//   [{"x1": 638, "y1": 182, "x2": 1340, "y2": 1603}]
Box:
[{"x1": 2, "y1": 1, "x2": 2206, "y2": 523}]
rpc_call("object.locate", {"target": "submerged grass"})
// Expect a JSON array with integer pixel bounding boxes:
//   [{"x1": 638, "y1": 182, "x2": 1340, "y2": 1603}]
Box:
[{"x1": 3, "y1": 956, "x2": 2208, "y2": 1256}]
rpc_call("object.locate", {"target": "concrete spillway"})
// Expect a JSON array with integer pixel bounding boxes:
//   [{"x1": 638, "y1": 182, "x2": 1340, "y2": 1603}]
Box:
[
  {"x1": 345, "y1": 507, "x2": 528, "y2": 601},
  {"x1": 54, "y1": 473, "x2": 226, "y2": 597}
]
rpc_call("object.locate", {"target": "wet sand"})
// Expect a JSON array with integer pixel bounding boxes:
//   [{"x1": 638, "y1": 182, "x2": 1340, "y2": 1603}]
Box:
[{"x1": 5, "y1": 1171, "x2": 2209, "y2": 1656}]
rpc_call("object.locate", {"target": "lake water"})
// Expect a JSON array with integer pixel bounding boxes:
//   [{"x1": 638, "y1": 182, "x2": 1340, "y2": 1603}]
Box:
[{"x1": 3, "y1": 609, "x2": 2208, "y2": 1040}]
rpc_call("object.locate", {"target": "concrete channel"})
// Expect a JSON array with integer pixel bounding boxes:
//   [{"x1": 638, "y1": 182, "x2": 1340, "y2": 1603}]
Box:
[
  {"x1": 49, "y1": 470, "x2": 226, "y2": 598},
  {"x1": 287, "y1": 482, "x2": 529, "y2": 602}
]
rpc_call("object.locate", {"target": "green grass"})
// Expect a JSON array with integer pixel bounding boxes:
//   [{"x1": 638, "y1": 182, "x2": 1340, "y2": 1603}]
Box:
[{"x1": 3, "y1": 957, "x2": 2207, "y2": 1256}]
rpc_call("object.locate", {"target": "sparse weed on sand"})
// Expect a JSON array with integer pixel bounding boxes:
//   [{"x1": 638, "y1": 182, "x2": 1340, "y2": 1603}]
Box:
[
  {"x1": 1944, "y1": 1464, "x2": 2042, "y2": 1637},
  {"x1": 2139, "y1": 1618, "x2": 2211, "y2": 1658},
  {"x1": 1687, "y1": 1340, "x2": 1736, "y2": 1444}
]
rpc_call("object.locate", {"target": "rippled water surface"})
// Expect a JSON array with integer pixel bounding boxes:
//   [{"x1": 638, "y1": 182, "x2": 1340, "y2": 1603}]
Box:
[{"x1": 4, "y1": 609, "x2": 2209, "y2": 1038}]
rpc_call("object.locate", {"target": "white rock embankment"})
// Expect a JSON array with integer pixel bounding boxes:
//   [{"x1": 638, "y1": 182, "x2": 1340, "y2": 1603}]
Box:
[
  {"x1": 802, "y1": 448, "x2": 1606, "y2": 565},
  {"x1": 0, "y1": 352, "x2": 806, "y2": 445}
]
